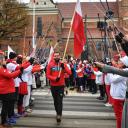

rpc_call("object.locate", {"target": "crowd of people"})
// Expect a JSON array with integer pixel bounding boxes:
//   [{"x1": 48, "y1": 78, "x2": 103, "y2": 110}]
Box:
[
  {"x1": 0, "y1": 32, "x2": 127, "y2": 128},
  {"x1": 0, "y1": 51, "x2": 44, "y2": 128}
]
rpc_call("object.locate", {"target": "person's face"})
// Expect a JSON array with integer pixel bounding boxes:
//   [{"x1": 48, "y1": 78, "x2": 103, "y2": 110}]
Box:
[
  {"x1": 54, "y1": 53, "x2": 60, "y2": 63},
  {"x1": 0, "y1": 55, "x2": 6, "y2": 66}
]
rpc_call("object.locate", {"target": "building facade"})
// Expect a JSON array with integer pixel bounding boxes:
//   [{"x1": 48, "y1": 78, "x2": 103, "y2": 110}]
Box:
[{"x1": 0, "y1": 0, "x2": 128, "y2": 59}]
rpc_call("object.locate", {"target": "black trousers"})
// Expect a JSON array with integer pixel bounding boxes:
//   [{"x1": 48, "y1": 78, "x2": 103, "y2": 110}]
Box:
[
  {"x1": 0, "y1": 93, "x2": 15, "y2": 124},
  {"x1": 99, "y1": 85, "x2": 105, "y2": 97},
  {"x1": 51, "y1": 86, "x2": 64, "y2": 116},
  {"x1": 65, "y1": 78, "x2": 70, "y2": 88},
  {"x1": 91, "y1": 79, "x2": 97, "y2": 93},
  {"x1": 18, "y1": 94, "x2": 24, "y2": 106}
]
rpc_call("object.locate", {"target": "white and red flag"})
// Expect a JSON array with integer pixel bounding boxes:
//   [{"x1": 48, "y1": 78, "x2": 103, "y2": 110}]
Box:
[
  {"x1": 8, "y1": 45, "x2": 15, "y2": 59},
  {"x1": 47, "y1": 46, "x2": 54, "y2": 64},
  {"x1": 72, "y1": 0, "x2": 86, "y2": 58}
]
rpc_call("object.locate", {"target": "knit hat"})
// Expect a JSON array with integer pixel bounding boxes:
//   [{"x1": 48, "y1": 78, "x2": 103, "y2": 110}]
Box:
[
  {"x1": 9, "y1": 52, "x2": 17, "y2": 59},
  {"x1": 120, "y1": 56, "x2": 128, "y2": 67}
]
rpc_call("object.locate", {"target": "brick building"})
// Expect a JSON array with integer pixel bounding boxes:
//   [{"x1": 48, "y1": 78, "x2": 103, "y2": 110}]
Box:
[{"x1": 0, "y1": 0, "x2": 128, "y2": 59}]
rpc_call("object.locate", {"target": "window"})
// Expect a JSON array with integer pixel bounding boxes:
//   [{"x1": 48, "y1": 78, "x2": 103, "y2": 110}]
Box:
[
  {"x1": 96, "y1": 42, "x2": 102, "y2": 50},
  {"x1": 37, "y1": 17, "x2": 42, "y2": 37}
]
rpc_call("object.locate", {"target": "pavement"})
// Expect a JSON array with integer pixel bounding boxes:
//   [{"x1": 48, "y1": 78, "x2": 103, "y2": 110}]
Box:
[
  {"x1": 0, "y1": 88, "x2": 116, "y2": 128},
  {"x1": 13, "y1": 87, "x2": 116, "y2": 128}
]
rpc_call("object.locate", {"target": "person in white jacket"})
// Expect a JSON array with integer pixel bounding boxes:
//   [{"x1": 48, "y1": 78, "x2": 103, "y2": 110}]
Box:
[
  {"x1": 109, "y1": 58, "x2": 128, "y2": 128},
  {"x1": 104, "y1": 73, "x2": 113, "y2": 107},
  {"x1": 93, "y1": 68, "x2": 105, "y2": 100}
]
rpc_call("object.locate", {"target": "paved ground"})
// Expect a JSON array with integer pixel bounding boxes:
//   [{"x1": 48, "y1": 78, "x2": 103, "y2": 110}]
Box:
[{"x1": 13, "y1": 87, "x2": 116, "y2": 128}]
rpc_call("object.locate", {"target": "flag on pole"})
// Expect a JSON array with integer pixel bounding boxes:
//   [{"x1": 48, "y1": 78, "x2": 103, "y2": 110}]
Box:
[
  {"x1": 47, "y1": 46, "x2": 54, "y2": 64},
  {"x1": 8, "y1": 45, "x2": 15, "y2": 59},
  {"x1": 72, "y1": 0, "x2": 86, "y2": 58}
]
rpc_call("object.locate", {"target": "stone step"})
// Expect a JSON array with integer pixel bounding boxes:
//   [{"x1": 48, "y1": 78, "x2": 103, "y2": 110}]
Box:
[
  {"x1": 13, "y1": 117, "x2": 116, "y2": 128},
  {"x1": 26, "y1": 110, "x2": 115, "y2": 119}
]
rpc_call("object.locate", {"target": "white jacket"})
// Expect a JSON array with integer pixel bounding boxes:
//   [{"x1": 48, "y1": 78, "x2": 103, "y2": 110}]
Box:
[
  {"x1": 21, "y1": 65, "x2": 33, "y2": 85},
  {"x1": 109, "y1": 74, "x2": 127, "y2": 100},
  {"x1": 104, "y1": 73, "x2": 111, "y2": 85},
  {"x1": 7, "y1": 62, "x2": 21, "y2": 87},
  {"x1": 93, "y1": 71, "x2": 103, "y2": 85}
]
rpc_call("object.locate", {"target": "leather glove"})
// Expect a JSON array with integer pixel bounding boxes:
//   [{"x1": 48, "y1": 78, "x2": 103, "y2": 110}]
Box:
[
  {"x1": 115, "y1": 34, "x2": 122, "y2": 43},
  {"x1": 60, "y1": 63, "x2": 65, "y2": 70},
  {"x1": 20, "y1": 67, "x2": 24, "y2": 73},
  {"x1": 118, "y1": 32, "x2": 124, "y2": 39},
  {"x1": 56, "y1": 77, "x2": 60, "y2": 82},
  {"x1": 29, "y1": 57, "x2": 35, "y2": 65}
]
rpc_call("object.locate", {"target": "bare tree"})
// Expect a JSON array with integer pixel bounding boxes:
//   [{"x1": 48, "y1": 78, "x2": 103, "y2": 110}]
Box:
[{"x1": 0, "y1": 0, "x2": 29, "y2": 39}]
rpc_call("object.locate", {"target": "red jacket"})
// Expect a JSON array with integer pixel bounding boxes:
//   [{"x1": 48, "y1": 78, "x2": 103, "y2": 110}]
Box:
[
  {"x1": 46, "y1": 61, "x2": 71, "y2": 86},
  {"x1": 0, "y1": 68, "x2": 21, "y2": 94},
  {"x1": 90, "y1": 67, "x2": 98, "y2": 80}
]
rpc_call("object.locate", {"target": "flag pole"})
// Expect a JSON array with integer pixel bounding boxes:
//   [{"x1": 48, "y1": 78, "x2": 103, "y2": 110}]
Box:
[
  {"x1": 58, "y1": 6, "x2": 76, "y2": 77},
  {"x1": 62, "y1": 9, "x2": 76, "y2": 61},
  {"x1": 23, "y1": 27, "x2": 26, "y2": 56},
  {"x1": 32, "y1": 0, "x2": 36, "y2": 49}
]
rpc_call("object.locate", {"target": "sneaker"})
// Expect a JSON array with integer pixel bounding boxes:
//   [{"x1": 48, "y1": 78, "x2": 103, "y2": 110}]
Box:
[
  {"x1": 105, "y1": 103, "x2": 112, "y2": 107},
  {"x1": 6, "y1": 118, "x2": 16, "y2": 125},
  {"x1": 99, "y1": 97, "x2": 104, "y2": 100},
  {"x1": 96, "y1": 96, "x2": 104, "y2": 100},
  {"x1": 25, "y1": 108, "x2": 32, "y2": 113},
  {"x1": 31, "y1": 97, "x2": 35, "y2": 101},
  {"x1": 56, "y1": 115, "x2": 61, "y2": 124},
  {"x1": 12, "y1": 113, "x2": 22, "y2": 118}
]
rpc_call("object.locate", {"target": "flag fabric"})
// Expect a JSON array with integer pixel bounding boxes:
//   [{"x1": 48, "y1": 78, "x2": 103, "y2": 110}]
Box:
[
  {"x1": 47, "y1": 46, "x2": 54, "y2": 64},
  {"x1": 8, "y1": 45, "x2": 15, "y2": 59},
  {"x1": 72, "y1": 0, "x2": 86, "y2": 58}
]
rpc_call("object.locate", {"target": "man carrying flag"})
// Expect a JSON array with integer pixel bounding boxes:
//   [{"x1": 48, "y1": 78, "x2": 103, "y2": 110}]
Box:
[
  {"x1": 72, "y1": 0, "x2": 86, "y2": 58},
  {"x1": 46, "y1": 52, "x2": 71, "y2": 124}
]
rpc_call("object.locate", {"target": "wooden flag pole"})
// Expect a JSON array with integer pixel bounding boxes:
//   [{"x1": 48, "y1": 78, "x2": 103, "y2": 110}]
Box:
[
  {"x1": 23, "y1": 27, "x2": 26, "y2": 56},
  {"x1": 62, "y1": 10, "x2": 76, "y2": 61},
  {"x1": 58, "y1": 9, "x2": 76, "y2": 77}
]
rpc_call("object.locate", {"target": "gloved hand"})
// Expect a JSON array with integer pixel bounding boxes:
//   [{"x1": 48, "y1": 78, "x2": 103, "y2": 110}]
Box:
[
  {"x1": 118, "y1": 32, "x2": 124, "y2": 39},
  {"x1": 29, "y1": 57, "x2": 35, "y2": 65},
  {"x1": 20, "y1": 67, "x2": 24, "y2": 73},
  {"x1": 115, "y1": 34, "x2": 122, "y2": 43},
  {"x1": 60, "y1": 63, "x2": 65, "y2": 70},
  {"x1": 56, "y1": 77, "x2": 60, "y2": 82}
]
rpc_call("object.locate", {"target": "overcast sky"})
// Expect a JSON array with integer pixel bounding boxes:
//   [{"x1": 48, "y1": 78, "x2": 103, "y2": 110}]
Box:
[{"x1": 20, "y1": 0, "x2": 117, "y2": 3}]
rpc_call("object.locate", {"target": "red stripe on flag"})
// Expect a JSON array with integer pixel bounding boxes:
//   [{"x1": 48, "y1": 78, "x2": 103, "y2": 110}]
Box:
[{"x1": 72, "y1": 0, "x2": 86, "y2": 58}]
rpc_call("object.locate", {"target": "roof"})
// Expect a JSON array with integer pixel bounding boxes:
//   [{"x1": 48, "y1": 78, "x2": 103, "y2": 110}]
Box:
[{"x1": 57, "y1": 2, "x2": 119, "y2": 19}]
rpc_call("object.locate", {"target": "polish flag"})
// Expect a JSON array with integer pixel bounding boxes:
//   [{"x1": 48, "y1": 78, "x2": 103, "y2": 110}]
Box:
[
  {"x1": 48, "y1": 46, "x2": 54, "y2": 64},
  {"x1": 8, "y1": 45, "x2": 15, "y2": 59},
  {"x1": 72, "y1": 0, "x2": 86, "y2": 58}
]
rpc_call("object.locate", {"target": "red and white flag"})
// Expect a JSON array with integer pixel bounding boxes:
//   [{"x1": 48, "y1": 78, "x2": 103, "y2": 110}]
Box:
[
  {"x1": 48, "y1": 46, "x2": 54, "y2": 64},
  {"x1": 72, "y1": 0, "x2": 86, "y2": 58}
]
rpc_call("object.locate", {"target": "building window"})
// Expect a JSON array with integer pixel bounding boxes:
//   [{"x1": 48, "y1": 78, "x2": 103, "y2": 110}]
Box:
[
  {"x1": 96, "y1": 42, "x2": 102, "y2": 51},
  {"x1": 37, "y1": 17, "x2": 42, "y2": 37}
]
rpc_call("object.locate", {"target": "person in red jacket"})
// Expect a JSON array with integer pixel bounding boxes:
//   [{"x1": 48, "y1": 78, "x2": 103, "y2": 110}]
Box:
[
  {"x1": 0, "y1": 52, "x2": 22, "y2": 127},
  {"x1": 46, "y1": 52, "x2": 71, "y2": 124}
]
